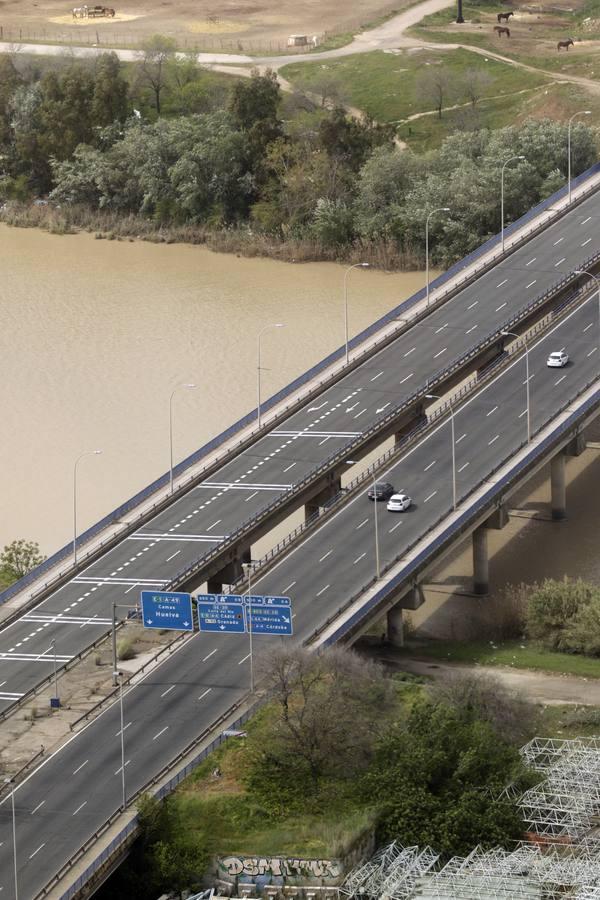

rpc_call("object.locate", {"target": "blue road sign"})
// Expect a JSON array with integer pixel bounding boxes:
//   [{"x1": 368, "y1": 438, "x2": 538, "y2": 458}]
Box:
[
  {"x1": 140, "y1": 590, "x2": 194, "y2": 632},
  {"x1": 197, "y1": 594, "x2": 245, "y2": 633},
  {"x1": 246, "y1": 596, "x2": 293, "y2": 636}
]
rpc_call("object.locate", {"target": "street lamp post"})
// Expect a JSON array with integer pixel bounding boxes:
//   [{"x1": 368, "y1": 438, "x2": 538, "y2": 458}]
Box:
[
  {"x1": 242, "y1": 561, "x2": 255, "y2": 693},
  {"x1": 426, "y1": 394, "x2": 456, "y2": 510},
  {"x1": 372, "y1": 474, "x2": 381, "y2": 578},
  {"x1": 4, "y1": 777, "x2": 18, "y2": 900},
  {"x1": 568, "y1": 111, "x2": 591, "y2": 203},
  {"x1": 501, "y1": 331, "x2": 530, "y2": 444},
  {"x1": 257, "y1": 324, "x2": 285, "y2": 429},
  {"x1": 501, "y1": 156, "x2": 525, "y2": 252},
  {"x1": 73, "y1": 449, "x2": 102, "y2": 564},
  {"x1": 169, "y1": 383, "x2": 196, "y2": 495},
  {"x1": 426, "y1": 208, "x2": 450, "y2": 306},
  {"x1": 50, "y1": 639, "x2": 58, "y2": 706},
  {"x1": 113, "y1": 670, "x2": 126, "y2": 811},
  {"x1": 575, "y1": 270, "x2": 600, "y2": 362},
  {"x1": 344, "y1": 262, "x2": 369, "y2": 365},
  {"x1": 456, "y1": 0, "x2": 464, "y2": 23}
]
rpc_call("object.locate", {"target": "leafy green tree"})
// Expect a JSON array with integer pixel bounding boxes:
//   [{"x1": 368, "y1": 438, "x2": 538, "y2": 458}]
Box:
[
  {"x1": 525, "y1": 577, "x2": 597, "y2": 650},
  {"x1": 136, "y1": 35, "x2": 177, "y2": 115},
  {"x1": 91, "y1": 53, "x2": 129, "y2": 126},
  {"x1": 0, "y1": 540, "x2": 45, "y2": 584},
  {"x1": 318, "y1": 106, "x2": 393, "y2": 171},
  {"x1": 0, "y1": 55, "x2": 22, "y2": 145}
]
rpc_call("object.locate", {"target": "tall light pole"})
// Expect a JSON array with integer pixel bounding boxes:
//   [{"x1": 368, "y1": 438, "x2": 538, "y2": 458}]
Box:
[
  {"x1": 426, "y1": 208, "x2": 450, "y2": 306},
  {"x1": 501, "y1": 155, "x2": 525, "y2": 252},
  {"x1": 4, "y1": 777, "x2": 18, "y2": 900},
  {"x1": 242, "y1": 561, "x2": 255, "y2": 693},
  {"x1": 50, "y1": 639, "x2": 59, "y2": 706},
  {"x1": 575, "y1": 270, "x2": 600, "y2": 364},
  {"x1": 568, "y1": 111, "x2": 591, "y2": 203},
  {"x1": 169, "y1": 383, "x2": 196, "y2": 495},
  {"x1": 73, "y1": 449, "x2": 102, "y2": 564},
  {"x1": 257, "y1": 323, "x2": 285, "y2": 429},
  {"x1": 372, "y1": 474, "x2": 381, "y2": 578},
  {"x1": 502, "y1": 331, "x2": 530, "y2": 444},
  {"x1": 113, "y1": 670, "x2": 126, "y2": 811},
  {"x1": 344, "y1": 262, "x2": 369, "y2": 365},
  {"x1": 426, "y1": 393, "x2": 456, "y2": 510}
]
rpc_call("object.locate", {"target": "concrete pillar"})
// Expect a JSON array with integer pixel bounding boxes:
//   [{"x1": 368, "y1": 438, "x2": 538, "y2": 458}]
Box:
[
  {"x1": 206, "y1": 576, "x2": 223, "y2": 594},
  {"x1": 304, "y1": 477, "x2": 341, "y2": 524},
  {"x1": 387, "y1": 603, "x2": 404, "y2": 647},
  {"x1": 551, "y1": 452, "x2": 566, "y2": 520},
  {"x1": 565, "y1": 431, "x2": 586, "y2": 457},
  {"x1": 472, "y1": 525, "x2": 489, "y2": 595},
  {"x1": 206, "y1": 548, "x2": 251, "y2": 594},
  {"x1": 487, "y1": 504, "x2": 508, "y2": 530}
]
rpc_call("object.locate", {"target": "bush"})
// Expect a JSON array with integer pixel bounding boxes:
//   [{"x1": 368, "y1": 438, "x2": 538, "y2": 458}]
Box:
[
  {"x1": 525, "y1": 578, "x2": 600, "y2": 654},
  {"x1": 117, "y1": 639, "x2": 136, "y2": 661}
]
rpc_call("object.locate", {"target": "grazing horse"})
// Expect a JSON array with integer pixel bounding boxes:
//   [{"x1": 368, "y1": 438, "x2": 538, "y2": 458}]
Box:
[
  {"x1": 72, "y1": 5, "x2": 88, "y2": 17},
  {"x1": 493, "y1": 25, "x2": 510, "y2": 36},
  {"x1": 557, "y1": 38, "x2": 574, "y2": 50},
  {"x1": 105, "y1": 7, "x2": 116, "y2": 15},
  {"x1": 497, "y1": 11, "x2": 513, "y2": 23}
]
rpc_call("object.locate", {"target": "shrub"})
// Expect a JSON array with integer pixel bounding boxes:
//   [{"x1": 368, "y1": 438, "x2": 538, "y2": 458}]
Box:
[
  {"x1": 117, "y1": 639, "x2": 136, "y2": 661},
  {"x1": 525, "y1": 578, "x2": 600, "y2": 654}
]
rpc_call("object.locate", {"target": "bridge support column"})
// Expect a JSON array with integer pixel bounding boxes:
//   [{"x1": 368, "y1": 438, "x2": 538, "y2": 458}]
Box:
[
  {"x1": 387, "y1": 604, "x2": 404, "y2": 647},
  {"x1": 472, "y1": 525, "x2": 489, "y2": 595},
  {"x1": 304, "y1": 477, "x2": 341, "y2": 524},
  {"x1": 207, "y1": 548, "x2": 251, "y2": 594},
  {"x1": 565, "y1": 431, "x2": 586, "y2": 457},
  {"x1": 551, "y1": 452, "x2": 566, "y2": 520}
]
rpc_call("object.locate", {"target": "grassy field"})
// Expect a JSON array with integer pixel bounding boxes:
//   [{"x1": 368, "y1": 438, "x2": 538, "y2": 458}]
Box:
[{"x1": 407, "y1": 639, "x2": 600, "y2": 677}]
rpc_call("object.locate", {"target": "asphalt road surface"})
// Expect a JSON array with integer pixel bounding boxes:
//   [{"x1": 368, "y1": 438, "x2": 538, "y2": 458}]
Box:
[
  {"x1": 0, "y1": 265, "x2": 598, "y2": 899},
  {"x1": 1, "y1": 192, "x2": 599, "y2": 719}
]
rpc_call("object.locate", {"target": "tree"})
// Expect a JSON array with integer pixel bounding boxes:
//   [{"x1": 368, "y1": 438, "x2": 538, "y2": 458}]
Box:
[
  {"x1": 415, "y1": 66, "x2": 452, "y2": 119},
  {"x1": 0, "y1": 540, "x2": 45, "y2": 583},
  {"x1": 91, "y1": 53, "x2": 129, "y2": 126},
  {"x1": 460, "y1": 67, "x2": 493, "y2": 108},
  {"x1": 244, "y1": 646, "x2": 394, "y2": 811},
  {"x1": 318, "y1": 106, "x2": 394, "y2": 171},
  {"x1": 137, "y1": 35, "x2": 177, "y2": 115}
]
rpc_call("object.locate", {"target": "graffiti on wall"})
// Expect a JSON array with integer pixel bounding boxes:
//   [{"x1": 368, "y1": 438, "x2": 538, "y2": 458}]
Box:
[{"x1": 219, "y1": 856, "x2": 342, "y2": 880}]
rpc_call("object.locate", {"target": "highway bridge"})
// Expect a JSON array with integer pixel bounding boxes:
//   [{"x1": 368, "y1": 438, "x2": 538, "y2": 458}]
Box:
[{"x1": 1, "y1": 167, "x2": 600, "y2": 898}]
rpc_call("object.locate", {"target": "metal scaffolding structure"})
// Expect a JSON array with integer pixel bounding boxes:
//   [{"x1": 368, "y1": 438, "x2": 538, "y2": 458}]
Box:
[{"x1": 339, "y1": 842, "x2": 438, "y2": 899}]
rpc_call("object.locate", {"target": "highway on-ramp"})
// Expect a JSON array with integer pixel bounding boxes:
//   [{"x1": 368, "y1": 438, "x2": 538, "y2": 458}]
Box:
[{"x1": 0, "y1": 272, "x2": 598, "y2": 899}]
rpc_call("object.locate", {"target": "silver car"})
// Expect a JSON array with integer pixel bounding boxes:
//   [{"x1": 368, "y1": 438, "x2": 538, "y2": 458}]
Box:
[{"x1": 387, "y1": 492, "x2": 412, "y2": 512}]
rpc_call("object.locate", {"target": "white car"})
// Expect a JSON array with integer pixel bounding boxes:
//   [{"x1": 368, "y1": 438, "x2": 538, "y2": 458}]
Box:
[
  {"x1": 547, "y1": 350, "x2": 569, "y2": 368},
  {"x1": 387, "y1": 492, "x2": 412, "y2": 512}
]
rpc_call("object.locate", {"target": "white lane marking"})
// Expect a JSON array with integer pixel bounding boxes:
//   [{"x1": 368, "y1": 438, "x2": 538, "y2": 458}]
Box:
[
  {"x1": 198, "y1": 688, "x2": 212, "y2": 700},
  {"x1": 238, "y1": 654, "x2": 251, "y2": 665},
  {"x1": 354, "y1": 409, "x2": 367, "y2": 419},
  {"x1": 370, "y1": 371, "x2": 384, "y2": 382},
  {"x1": 399, "y1": 372, "x2": 413, "y2": 384},
  {"x1": 72, "y1": 801, "x2": 87, "y2": 816},
  {"x1": 202, "y1": 649, "x2": 218, "y2": 662},
  {"x1": 319, "y1": 436, "x2": 330, "y2": 445},
  {"x1": 435, "y1": 323, "x2": 448, "y2": 334},
  {"x1": 403, "y1": 347, "x2": 415, "y2": 357},
  {"x1": 356, "y1": 518, "x2": 369, "y2": 530},
  {"x1": 206, "y1": 520, "x2": 222, "y2": 532},
  {"x1": 555, "y1": 375, "x2": 567, "y2": 385},
  {"x1": 319, "y1": 550, "x2": 333, "y2": 562},
  {"x1": 555, "y1": 257, "x2": 566, "y2": 267},
  {"x1": 587, "y1": 347, "x2": 598, "y2": 357},
  {"x1": 496, "y1": 279, "x2": 507, "y2": 288},
  {"x1": 584, "y1": 322, "x2": 593, "y2": 332},
  {"x1": 526, "y1": 280, "x2": 537, "y2": 289},
  {"x1": 153, "y1": 726, "x2": 169, "y2": 741},
  {"x1": 124, "y1": 582, "x2": 139, "y2": 594},
  {"x1": 160, "y1": 685, "x2": 175, "y2": 697},
  {"x1": 582, "y1": 237, "x2": 592, "y2": 247},
  {"x1": 283, "y1": 581, "x2": 296, "y2": 593},
  {"x1": 489, "y1": 434, "x2": 499, "y2": 445},
  {"x1": 424, "y1": 460, "x2": 436, "y2": 471},
  {"x1": 458, "y1": 462, "x2": 470, "y2": 473},
  {"x1": 283, "y1": 463, "x2": 296, "y2": 473},
  {"x1": 166, "y1": 550, "x2": 181, "y2": 562},
  {"x1": 29, "y1": 843, "x2": 45, "y2": 859},
  {"x1": 377, "y1": 402, "x2": 391, "y2": 412},
  {"x1": 467, "y1": 300, "x2": 479, "y2": 310},
  {"x1": 308, "y1": 401, "x2": 327, "y2": 411},
  {"x1": 244, "y1": 491, "x2": 259, "y2": 502},
  {"x1": 353, "y1": 552, "x2": 366, "y2": 565},
  {"x1": 518, "y1": 409, "x2": 528, "y2": 418},
  {"x1": 486, "y1": 405, "x2": 498, "y2": 417},
  {"x1": 465, "y1": 325, "x2": 478, "y2": 334},
  {"x1": 389, "y1": 521, "x2": 403, "y2": 533},
  {"x1": 581, "y1": 216, "x2": 592, "y2": 225},
  {"x1": 424, "y1": 491, "x2": 437, "y2": 503},
  {"x1": 433, "y1": 347, "x2": 447, "y2": 358},
  {"x1": 526, "y1": 257, "x2": 536, "y2": 266},
  {"x1": 553, "y1": 237, "x2": 563, "y2": 245},
  {"x1": 31, "y1": 801, "x2": 45, "y2": 815},
  {"x1": 0, "y1": 692, "x2": 24, "y2": 700},
  {"x1": 115, "y1": 722, "x2": 132, "y2": 737},
  {"x1": 0, "y1": 681, "x2": 5, "y2": 688},
  {"x1": 114, "y1": 760, "x2": 131, "y2": 775},
  {"x1": 73, "y1": 760, "x2": 88, "y2": 775},
  {"x1": 456, "y1": 433, "x2": 467, "y2": 444},
  {"x1": 495, "y1": 302, "x2": 507, "y2": 312},
  {"x1": 316, "y1": 585, "x2": 330, "y2": 597}
]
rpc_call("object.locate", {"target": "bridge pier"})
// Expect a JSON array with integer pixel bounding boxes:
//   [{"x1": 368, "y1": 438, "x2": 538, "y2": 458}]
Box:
[
  {"x1": 472, "y1": 525, "x2": 489, "y2": 595},
  {"x1": 386, "y1": 584, "x2": 425, "y2": 647},
  {"x1": 206, "y1": 548, "x2": 251, "y2": 594},
  {"x1": 304, "y1": 476, "x2": 341, "y2": 523},
  {"x1": 551, "y1": 451, "x2": 566, "y2": 520},
  {"x1": 565, "y1": 431, "x2": 586, "y2": 457}
]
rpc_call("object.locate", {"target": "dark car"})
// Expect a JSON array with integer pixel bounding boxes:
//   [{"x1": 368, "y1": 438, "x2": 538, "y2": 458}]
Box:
[{"x1": 368, "y1": 482, "x2": 395, "y2": 501}]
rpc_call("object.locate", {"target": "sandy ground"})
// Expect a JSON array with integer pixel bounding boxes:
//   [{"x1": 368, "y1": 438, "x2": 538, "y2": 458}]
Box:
[{"x1": 0, "y1": 0, "x2": 410, "y2": 49}]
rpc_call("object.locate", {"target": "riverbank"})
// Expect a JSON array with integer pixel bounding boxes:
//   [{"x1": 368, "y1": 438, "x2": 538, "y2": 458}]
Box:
[{"x1": 0, "y1": 202, "x2": 421, "y2": 270}]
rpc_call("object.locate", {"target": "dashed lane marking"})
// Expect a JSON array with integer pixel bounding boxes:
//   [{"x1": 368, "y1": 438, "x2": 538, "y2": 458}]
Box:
[
  {"x1": 198, "y1": 688, "x2": 212, "y2": 700},
  {"x1": 316, "y1": 585, "x2": 330, "y2": 597},
  {"x1": 73, "y1": 760, "x2": 88, "y2": 775},
  {"x1": 353, "y1": 552, "x2": 366, "y2": 564},
  {"x1": 153, "y1": 726, "x2": 169, "y2": 741},
  {"x1": 73, "y1": 801, "x2": 87, "y2": 816},
  {"x1": 202, "y1": 649, "x2": 217, "y2": 662}
]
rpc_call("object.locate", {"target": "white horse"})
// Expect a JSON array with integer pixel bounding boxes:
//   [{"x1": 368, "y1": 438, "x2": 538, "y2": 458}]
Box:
[{"x1": 72, "y1": 5, "x2": 88, "y2": 18}]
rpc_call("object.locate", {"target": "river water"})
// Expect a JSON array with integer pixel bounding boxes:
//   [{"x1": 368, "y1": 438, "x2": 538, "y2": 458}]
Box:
[{"x1": 0, "y1": 225, "x2": 427, "y2": 555}]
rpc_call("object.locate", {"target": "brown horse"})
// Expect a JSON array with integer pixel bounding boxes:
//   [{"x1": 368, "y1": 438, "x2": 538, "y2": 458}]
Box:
[
  {"x1": 497, "y1": 11, "x2": 514, "y2": 23},
  {"x1": 105, "y1": 6, "x2": 115, "y2": 14},
  {"x1": 557, "y1": 37, "x2": 574, "y2": 50},
  {"x1": 493, "y1": 25, "x2": 510, "y2": 36}
]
